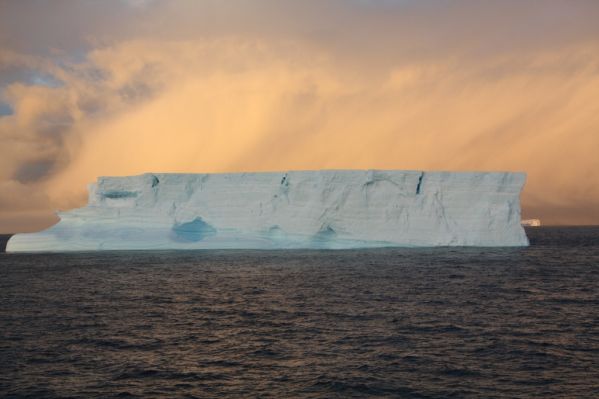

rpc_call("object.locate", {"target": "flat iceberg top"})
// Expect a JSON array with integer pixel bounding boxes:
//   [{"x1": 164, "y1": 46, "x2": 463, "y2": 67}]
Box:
[{"x1": 8, "y1": 169, "x2": 529, "y2": 252}]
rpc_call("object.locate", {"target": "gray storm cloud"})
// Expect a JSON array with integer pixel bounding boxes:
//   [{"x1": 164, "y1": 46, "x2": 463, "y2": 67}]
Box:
[{"x1": 1, "y1": 0, "x2": 599, "y2": 232}]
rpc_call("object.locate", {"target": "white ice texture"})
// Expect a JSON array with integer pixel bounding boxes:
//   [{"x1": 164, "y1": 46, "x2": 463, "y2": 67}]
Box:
[{"x1": 7, "y1": 170, "x2": 529, "y2": 252}]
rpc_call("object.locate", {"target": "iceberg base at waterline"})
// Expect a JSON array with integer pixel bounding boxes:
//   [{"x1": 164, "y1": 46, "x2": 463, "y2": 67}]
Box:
[{"x1": 7, "y1": 170, "x2": 529, "y2": 252}]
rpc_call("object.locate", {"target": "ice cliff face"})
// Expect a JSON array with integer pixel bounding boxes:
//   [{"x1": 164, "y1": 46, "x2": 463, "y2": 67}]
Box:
[{"x1": 7, "y1": 170, "x2": 529, "y2": 252}]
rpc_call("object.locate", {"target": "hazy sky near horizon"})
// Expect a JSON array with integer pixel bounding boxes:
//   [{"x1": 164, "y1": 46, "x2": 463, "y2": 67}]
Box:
[{"x1": 1, "y1": 0, "x2": 599, "y2": 232}]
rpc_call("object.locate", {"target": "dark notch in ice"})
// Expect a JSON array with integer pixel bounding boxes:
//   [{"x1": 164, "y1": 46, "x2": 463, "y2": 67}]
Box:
[
  {"x1": 312, "y1": 226, "x2": 337, "y2": 248},
  {"x1": 103, "y1": 191, "x2": 138, "y2": 199},
  {"x1": 171, "y1": 217, "x2": 216, "y2": 242},
  {"x1": 416, "y1": 172, "x2": 424, "y2": 195},
  {"x1": 151, "y1": 175, "x2": 160, "y2": 187},
  {"x1": 267, "y1": 225, "x2": 285, "y2": 241}
]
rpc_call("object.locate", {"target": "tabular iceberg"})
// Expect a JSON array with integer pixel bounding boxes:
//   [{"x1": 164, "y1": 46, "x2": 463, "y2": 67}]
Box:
[{"x1": 7, "y1": 170, "x2": 529, "y2": 252}]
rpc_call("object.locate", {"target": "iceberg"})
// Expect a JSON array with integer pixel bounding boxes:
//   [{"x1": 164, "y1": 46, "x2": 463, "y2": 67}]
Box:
[
  {"x1": 521, "y1": 219, "x2": 541, "y2": 227},
  {"x1": 7, "y1": 170, "x2": 529, "y2": 252}
]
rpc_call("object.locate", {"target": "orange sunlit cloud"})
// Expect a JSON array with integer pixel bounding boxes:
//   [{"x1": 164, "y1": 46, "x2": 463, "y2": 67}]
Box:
[{"x1": 1, "y1": 1, "x2": 599, "y2": 232}]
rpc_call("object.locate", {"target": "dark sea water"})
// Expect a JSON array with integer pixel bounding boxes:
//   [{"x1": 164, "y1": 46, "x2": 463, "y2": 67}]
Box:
[{"x1": 1, "y1": 227, "x2": 598, "y2": 398}]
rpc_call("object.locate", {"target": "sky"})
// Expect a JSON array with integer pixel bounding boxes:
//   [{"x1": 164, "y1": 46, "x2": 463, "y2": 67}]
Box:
[{"x1": 1, "y1": 0, "x2": 599, "y2": 232}]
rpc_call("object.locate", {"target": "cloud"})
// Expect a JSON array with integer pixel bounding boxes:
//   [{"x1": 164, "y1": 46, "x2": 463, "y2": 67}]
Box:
[{"x1": 1, "y1": 1, "x2": 599, "y2": 232}]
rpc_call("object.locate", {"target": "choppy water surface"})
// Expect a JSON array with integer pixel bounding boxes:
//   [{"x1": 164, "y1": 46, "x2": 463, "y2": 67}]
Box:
[{"x1": 1, "y1": 227, "x2": 598, "y2": 398}]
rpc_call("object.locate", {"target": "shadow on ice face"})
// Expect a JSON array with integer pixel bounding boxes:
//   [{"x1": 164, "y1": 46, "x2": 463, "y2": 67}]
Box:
[{"x1": 170, "y1": 217, "x2": 217, "y2": 243}]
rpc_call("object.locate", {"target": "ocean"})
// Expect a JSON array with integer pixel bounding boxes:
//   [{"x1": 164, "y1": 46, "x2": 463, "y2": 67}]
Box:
[{"x1": 1, "y1": 227, "x2": 598, "y2": 398}]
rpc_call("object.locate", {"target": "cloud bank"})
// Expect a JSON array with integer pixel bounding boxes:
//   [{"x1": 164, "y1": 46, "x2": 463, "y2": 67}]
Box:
[{"x1": 1, "y1": 0, "x2": 599, "y2": 232}]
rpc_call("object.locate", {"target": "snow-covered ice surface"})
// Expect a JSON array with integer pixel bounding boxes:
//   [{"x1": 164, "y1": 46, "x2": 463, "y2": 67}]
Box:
[{"x1": 7, "y1": 170, "x2": 529, "y2": 252}]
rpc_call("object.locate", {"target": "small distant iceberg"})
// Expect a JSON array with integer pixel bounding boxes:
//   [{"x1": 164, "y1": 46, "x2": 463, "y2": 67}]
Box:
[
  {"x1": 521, "y1": 219, "x2": 541, "y2": 227},
  {"x1": 7, "y1": 170, "x2": 529, "y2": 252}
]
